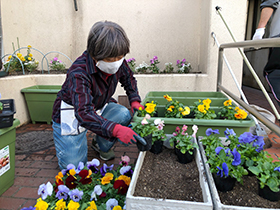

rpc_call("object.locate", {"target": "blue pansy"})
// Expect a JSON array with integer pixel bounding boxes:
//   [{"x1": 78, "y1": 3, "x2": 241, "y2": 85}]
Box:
[
  {"x1": 206, "y1": 128, "x2": 220, "y2": 136},
  {"x1": 231, "y1": 148, "x2": 241, "y2": 166},
  {"x1": 253, "y1": 136, "x2": 265, "y2": 153},
  {"x1": 238, "y1": 132, "x2": 255, "y2": 144},
  {"x1": 217, "y1": 162, "x2": 229, "y2": 178},
  {"x1": 224, "y1": 128, "x2": 236, "y2": 138},
  {"x1": 274, "y1": 166, "x2": 280, "y2": 172}
]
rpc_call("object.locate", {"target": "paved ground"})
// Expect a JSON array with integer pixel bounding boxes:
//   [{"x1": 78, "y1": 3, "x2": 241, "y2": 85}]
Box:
[{"x1": 0, "y1": 86, "x2": 280, "y2": 210}]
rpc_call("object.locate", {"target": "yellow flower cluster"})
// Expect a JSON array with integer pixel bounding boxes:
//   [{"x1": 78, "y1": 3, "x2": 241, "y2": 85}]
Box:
[
  {"x1": 234, "y1": 107, "x2": 248, "y2": 120},
  {"x1": 197, "y1": 98, "x2": 211, "y2": 114},
  {"x1": 144, "y1": 101, "x2": 156, "y2": 114}
]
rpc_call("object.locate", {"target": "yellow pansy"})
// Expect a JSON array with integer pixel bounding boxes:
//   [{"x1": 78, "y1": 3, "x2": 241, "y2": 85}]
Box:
[
  {"x1": 235, "y1": 109, "x2": 247, "y2": 120},
  {"x1": 69, "y1": 168, "x2": 76, "y2": 176},
  {"x1": 145, "y1": 102, "x2": 156, "y2": 114},
  {"x1": 203, "y1": 98, "x2": 211, "y2": 105},
  {"x1": 113, "y1": 206, "x2": 123, "y2": 210},
  {"x1": 27, "y1": 45, "x2": 32, "y2": 48},
  {"x1": 163, "y1": 94, "x2": 172, "y2": 102},
  {"x1": 55, "y1": 199, "x2": 66, "y2": 210},
  {"x1": 101, "y1": 172, "x2": 114, "y2": 185},
  {"x1": 223, "y1": 99, "x2": 232, "y2": 106},
  {"x1": 235, "y1": 107, "x2": 240, "y2": 111},
  {"x1": 182, "y1": 106, "x2": 190, "y2": 116},
  {"x1": 167, "y1": 105, "x2": 174, "y2": 112},
  {"x1": 67, "y1": 200, "x2": 80, "y2": 210},
  {"x1": 35, "y1": 198, "x2": 49, "y2": 210},
  {"x1": 28, "y1": 57, "x2": 32, "y2": 61},
  {"x1": 8, "y1": 55, "x2": 12, "y2": 59},
  {"x1": 85, "y1": 201, "x2": 97, "y2": 210},
  {"x1": 204, "y1": 104, "x2": 210, "y2": 111},
  {"x1": 116, "y1": 175, "x2": 131, "y2": 185},
  {"x1": 55, "y1": 171, "x2": 63, "y2": 182},
  {"x1": 17, "y1": 53, "x2": 22, "y2": 57},
  {"x1": 197, "y1": 104, "x2": 205, "y2": 113},
  {"x1": 178, "y1": 107, "x2": 183, "y2": 112},
  {"x1": 29, "y1": 53, "x2": 33, "y2": 57},
  {"x1": 21, "y1": 57, "x2": 26, "y2": 62}
]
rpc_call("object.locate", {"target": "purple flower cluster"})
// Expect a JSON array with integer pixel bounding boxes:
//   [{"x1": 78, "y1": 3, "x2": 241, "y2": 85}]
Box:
[{"x1": 150, "y1": 56, "x2": 158, "y2": 64}]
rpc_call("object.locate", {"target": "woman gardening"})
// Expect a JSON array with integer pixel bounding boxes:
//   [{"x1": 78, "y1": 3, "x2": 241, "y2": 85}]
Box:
[{"x1": 52, "y1": 21, "x2": 146, "y2": 170}]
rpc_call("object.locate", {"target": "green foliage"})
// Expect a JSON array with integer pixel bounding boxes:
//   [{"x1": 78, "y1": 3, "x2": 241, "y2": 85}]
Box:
[{"x1": 0, "y1": 102, "x2": 2, "y2": 111}]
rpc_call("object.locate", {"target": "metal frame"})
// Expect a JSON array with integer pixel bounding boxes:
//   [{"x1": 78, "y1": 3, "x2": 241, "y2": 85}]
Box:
[{"x1": 217, "y1": 38, "x2": 280, "y2": 136}]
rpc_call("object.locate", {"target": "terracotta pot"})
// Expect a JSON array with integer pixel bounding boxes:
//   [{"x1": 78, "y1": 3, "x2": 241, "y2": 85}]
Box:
[
  {"x1": 212, "y1": 173, "x2": 236, "y2": 192},
  {"x1": 150, "y1": 140, "x2": 163, "y2": 154},
  {"x1": 258, "y1": 184, "x2": 280, "y2": 202},
  {"x1": 136, "y1": 134, "x2": 152, "y2": 151},
  {"x1": 175, "y1": 147, "x2": 195, "y2": 164}
]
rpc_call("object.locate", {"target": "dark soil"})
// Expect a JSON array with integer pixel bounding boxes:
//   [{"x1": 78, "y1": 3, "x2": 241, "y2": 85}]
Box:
[
  {"x1": 218, "y1": 175, "x2": 280, "y2": 208},
  {"x1": 133, "y1": 148, "x2": 204, "y2": 202}
]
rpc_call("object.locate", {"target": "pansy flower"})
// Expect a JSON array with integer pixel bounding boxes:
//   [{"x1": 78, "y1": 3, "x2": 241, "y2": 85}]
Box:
[
  {"x1": 238, "y1": 132, "x2": 255, "y2": 144},
  {"x1": 38, "y1": 182, "x2": 53, "y2": 200},
  {"x1": 87, "y1": 159, "x2": 100, "y2": 174},
  {"x1": 68, "y1": 189, "x2": 83, "y2": 202},
  {"x1": 100, "y1": 163, "x2": 114, "y2": 176},
  {"x1": 206, "y1": 128, "x2": 219, "y2": 136},
  {"x1": 231, "y1": 148, "x2": 241, "y2": 166},
  {"x1": 56, "y1": 185, "x2": 70, "y2": 200},
  {"x1": 113, "y1": 180, "x2": 129, "y2": 195},
  {"x1": 67, "y1": 200, "x2": 80, "y2": 210},
  {"x1": 253, "y1": 136, "x2": 265, "y2": 152},
  {"x1": 217, "y1": 162, "x2": 229, "y2": 178},
  {"x1": 78, "y1": 169, "x2": 92, "y2": 185},
  {"x1": 55, "y1": 199, "x2": 66, "y2": 210},
  {"x1": 65, "y1": 175, "x2": 78, "y2": 189},
  {"x1": 106, "y1": 198, "x2": 118, "y2": 210},
  {"x1": 120, "y1": 166, "x2": 133, "y2": 178},
  {"x1": 34, "y1": 198, "x2": 49, "y2": 210},
  {"x1": 90, "y1": 185, "x2": 103, "y2": 201},
  {"x1": 224, "y1": 128, "x2": 236, "y2": 138}
]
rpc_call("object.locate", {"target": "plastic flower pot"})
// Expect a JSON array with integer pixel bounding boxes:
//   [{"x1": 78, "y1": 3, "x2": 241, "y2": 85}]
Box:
[
  {"x1": 175, "y1": 147, "x2": 195, "y2": 164},
  {"x1": 212, "y1": 172, "x2": 236, "y2": 192},
  {"x1": 136, "y1": 134, "x2": 152, "y2": 151},
  {"x1": 126, "y1": 137, "x2": 213, "y2": 210},
  {"x1": 21, "y1": 85, "x2": 61, "y2": 124},
  {"x1": 149, "y1": 140, "x2": 163, "y2": 154},
  {"x1": 258, "y1": 184, "x2": 280, "y2": 202}
]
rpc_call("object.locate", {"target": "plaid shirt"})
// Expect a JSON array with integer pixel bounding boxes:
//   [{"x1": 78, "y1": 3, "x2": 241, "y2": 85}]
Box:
[{"x1": 52, "y1": 51, "x2": 141, "y2": 139}]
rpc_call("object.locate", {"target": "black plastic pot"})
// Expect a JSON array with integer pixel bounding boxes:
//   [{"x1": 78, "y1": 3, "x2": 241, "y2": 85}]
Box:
[
  {"x1": 258, "y1": 184, "x2": 280, "y2": 202},
  {"x1": 136, "y1": 134, "x2": 152, "y2": 151},
  {"x1": 212, "y1": 173, "x2": 236, "y2": 192},
  {"x1": 175, "y1": 147, "x2": 195, "y2": 164},
  {"x1": 150, "y1": 140, "x2": 163, "y2": 154}
]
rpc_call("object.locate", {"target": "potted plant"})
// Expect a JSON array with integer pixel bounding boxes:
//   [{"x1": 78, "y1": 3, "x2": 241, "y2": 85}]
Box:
[
  {"x1": 163, "y1": 94, "x2": 190, "y2": 118},
  {"x1": 217, "y1": 99, "x2": 248, "y2": 120},
  {"x1": 131, "y1": 114, "x2": 166, "y2": 154},
  {"x1": 169, "y1": 125, "x2": 199, "y2": 164},
  {"x1": 248, "y1": 154, "x2": 280, "y2": 202},
  {"x1": 20, "y1": 156, "x2": 134, "y2": 210},
  {"x1": 137, "y1": 101, "x2": 158, "y2": 117},
  {"x1": 192, "y1": 98, "x2": 217, "y2": 120}
]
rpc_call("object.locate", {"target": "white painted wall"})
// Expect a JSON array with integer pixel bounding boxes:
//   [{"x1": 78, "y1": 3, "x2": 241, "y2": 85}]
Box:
[{"x1": 0, "y1": 0, "x2": 249, "y2": 126}]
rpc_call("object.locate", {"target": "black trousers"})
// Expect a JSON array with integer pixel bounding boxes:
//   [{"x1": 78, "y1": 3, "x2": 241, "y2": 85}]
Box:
[{"x1": 264, "y1": 47, "x2": 280, "y2": 107}]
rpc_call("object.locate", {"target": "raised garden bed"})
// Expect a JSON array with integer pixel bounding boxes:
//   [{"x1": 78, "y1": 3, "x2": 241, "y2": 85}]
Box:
[{"x1": 126, "y1": 138, "x2": 213, "y2": 210}]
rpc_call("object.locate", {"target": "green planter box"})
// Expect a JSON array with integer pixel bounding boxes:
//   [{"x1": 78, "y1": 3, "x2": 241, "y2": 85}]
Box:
[
  {"x1": 0, "y1": 119, "x2": 20, "y2": 196},
  {"x1": 133, "y1": 91, "x2": 255, "y2": 137},
  {"x1": 21, "y1": 85, "x2": 61, "y2": 124}
]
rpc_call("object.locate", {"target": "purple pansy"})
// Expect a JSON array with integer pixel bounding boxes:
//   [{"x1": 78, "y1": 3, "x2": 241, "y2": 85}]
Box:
[
  {"x1": 87, "y1": 159, "x2": 100, "y2": 174},
  {"x1": 274, "y1": 166, "x2": 280, "y2": 172},
  {"x1": 231, "y1": 148, "x2": 241, "y2": 166},
  {"x1": 76, "y1": 162, "x2": 84, "y2": 173},
  {"x1": 224, "y1": 128, "x2": 236, "y2": 138},
  {"x1": 61, "y1": 163, "x2": 76, "y2": 175},
  {"x1": 217, "y1": 162, "x2": 229, "y2": 178},
  {"x1": 38, "y1": 182, "x2": 53, "y2": 200},
  {"x1": 68, "y1": 189, "x2": 83, "y2": 202},
  {"x1": 100, "y1": 163, "x2": 114, "y2": 176},
  {"x1": 238, "y1": 132, "x2": 255, "y2": 144},
  {"x1": 206, "y1": 128, "x2": 220, "y2": 136},
  {"x1": 253, "y1": 136, "x2": 265, "y2": 152},
  {"x1": 56, "y1": 185, "x2": 70, "y2": 200},
  {"x1": 120, "y1": 165, "x2": 133, "y2": 177}
]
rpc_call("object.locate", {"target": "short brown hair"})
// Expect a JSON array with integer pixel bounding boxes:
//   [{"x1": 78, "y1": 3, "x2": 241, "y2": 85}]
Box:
[{"x1": 87, "y1": 21, "x2": 130, "y2": 61}]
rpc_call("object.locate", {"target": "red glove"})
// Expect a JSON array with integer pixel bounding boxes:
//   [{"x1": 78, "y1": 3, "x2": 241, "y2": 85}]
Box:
[
  {"x1": 131, "y1": 101, "x2": 144, "y2": 114},
  {"x1": 113, "y1": 124, "x2": 146, "y2": 145}
]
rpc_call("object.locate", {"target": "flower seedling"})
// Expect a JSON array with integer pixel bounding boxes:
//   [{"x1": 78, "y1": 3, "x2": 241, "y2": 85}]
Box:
[
  {"x1": 192, "y1": 98, "x2": 216, "y2": 119},
  {"x1": 21, "y1": 156, "x2": 133, "y2": 210},
  {"x1": 126, "y1": 57, "x2": 136, "y2": 72},
  {"x1": 50, "y1": 57, "x2": 66, "y2": 71},
  {"x1": 218, "y1": 99, "x2": 248, "y2": 120},
  {"x1": 149, "y1": 56, "x2": 160, "y2": 73},
  {"x1": 176, "y1": 59, "x2": 192, "y2": 73},
  {"x1": 137, "y1": 101, "x2": 158, "y2": 117},
  {"x1": 164, "y1": 94, "x2": 190, "y2": 118},
  {"x1": 169, "y1": 125, "x2": 198, "y2": 155}
]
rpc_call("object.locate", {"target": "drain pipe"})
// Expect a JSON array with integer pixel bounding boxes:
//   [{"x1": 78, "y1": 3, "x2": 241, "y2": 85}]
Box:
[
  {"x1": 73, "y1": 0, "x2": 78, "y2": 11},
  {"x1": 215, "y1": 6, "x2": 280, "y2": 121}
]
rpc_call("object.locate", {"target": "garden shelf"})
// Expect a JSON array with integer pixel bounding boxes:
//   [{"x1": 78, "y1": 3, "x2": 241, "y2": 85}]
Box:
[
  {"x1": 21, "y1": 85, "x2": 61, "y2": 124},
  {"x1": 133, "y1": 91, "x2": 255, "y2": 137},
  {"x1": 198, "y1": 137, "x2": 279, "y2": 210},
  {"x1": 126, "y1": 138, "x2": 213, "y2": 210}
]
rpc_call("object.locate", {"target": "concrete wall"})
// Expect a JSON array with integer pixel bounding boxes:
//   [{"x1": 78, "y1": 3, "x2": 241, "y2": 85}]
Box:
[{"x1": 0, "y1": 0, "x2": 249, "y2": 126}]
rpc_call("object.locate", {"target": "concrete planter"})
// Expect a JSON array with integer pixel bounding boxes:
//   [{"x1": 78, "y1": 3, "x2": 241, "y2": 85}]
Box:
[
  {"x1": 126, "y1": 138, "x2": 213, "y2": 210},
  {"x1": 198, "y1": 137, "x2": 279, "y2": 210}
]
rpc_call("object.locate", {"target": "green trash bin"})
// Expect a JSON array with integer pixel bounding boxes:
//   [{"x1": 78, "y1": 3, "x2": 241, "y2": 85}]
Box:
[
  {"x1": 21, "y1": 85, "x2": 61, "y2": 124},
  {"x1": 0, "y1": 118, "x2": 20, "y2": 196}
]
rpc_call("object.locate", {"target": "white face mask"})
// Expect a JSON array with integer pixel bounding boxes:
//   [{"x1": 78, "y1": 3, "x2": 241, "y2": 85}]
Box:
[{"x1": 96, "y1": 57, "x2": 124, "y2": 74}]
